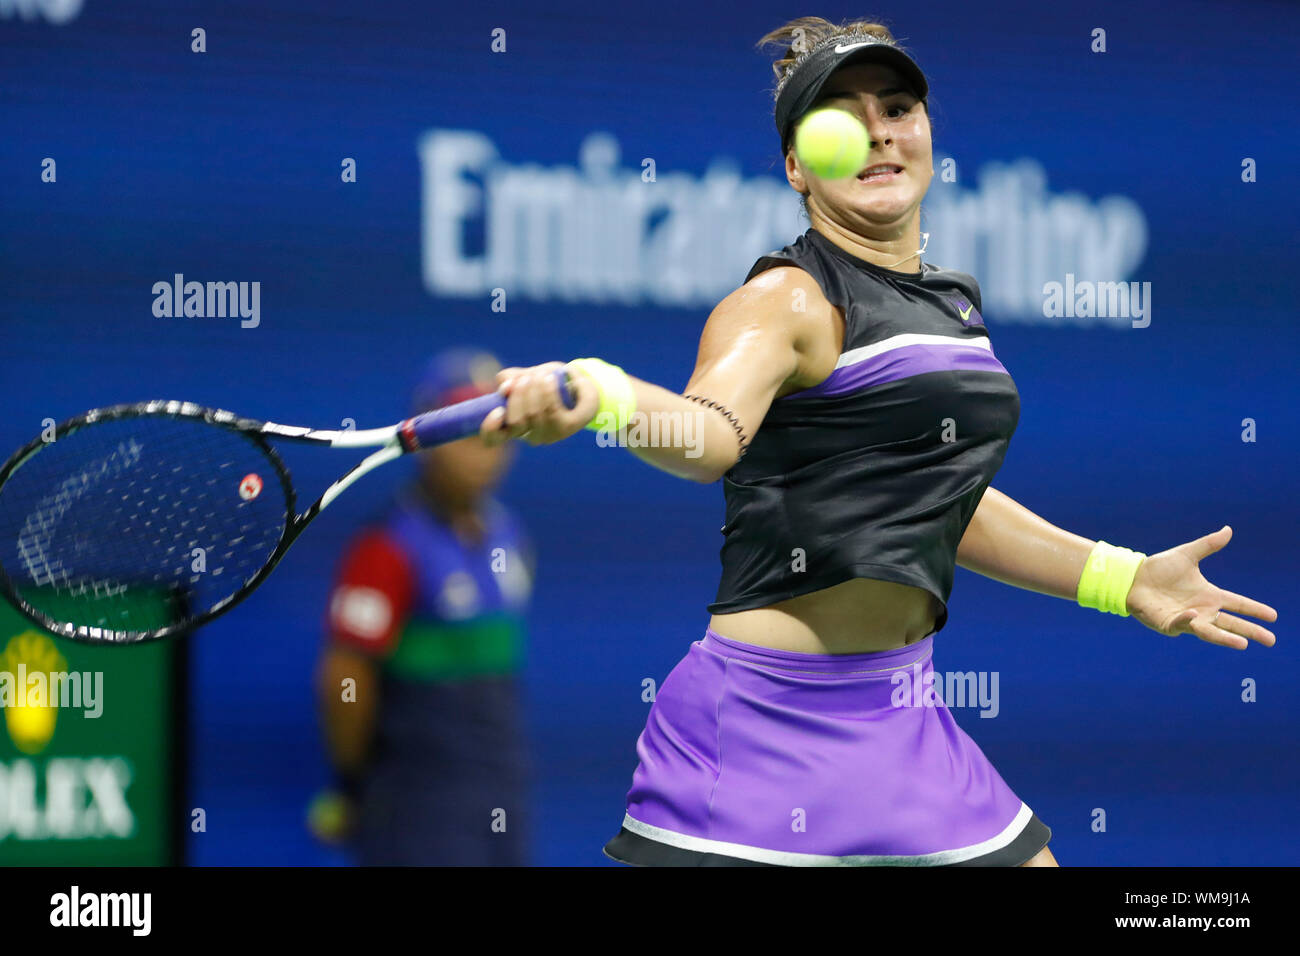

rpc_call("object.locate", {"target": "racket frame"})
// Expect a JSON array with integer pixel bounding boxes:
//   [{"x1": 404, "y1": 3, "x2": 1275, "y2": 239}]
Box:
[
  {"x1": 2, "y1": 400, "x2": 437, "y2": 644},
  {"x1": 0, "y1": 370, "x2": 573, "y2": 644}
]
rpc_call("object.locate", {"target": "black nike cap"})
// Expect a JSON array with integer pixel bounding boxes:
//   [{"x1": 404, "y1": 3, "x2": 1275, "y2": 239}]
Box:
[{"x1": 774, "y1": 32, "x2": 929, "y2": 156}]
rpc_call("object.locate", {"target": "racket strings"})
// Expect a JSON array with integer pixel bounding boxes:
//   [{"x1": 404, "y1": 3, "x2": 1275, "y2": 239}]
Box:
[{"x1": 0, "y1": 416, "x2": 289, "y2": 634}]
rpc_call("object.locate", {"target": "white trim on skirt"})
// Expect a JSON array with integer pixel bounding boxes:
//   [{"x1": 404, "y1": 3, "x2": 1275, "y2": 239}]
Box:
[{"x1": 619, "y1": 800, "x2": 1035, "y2": 867}]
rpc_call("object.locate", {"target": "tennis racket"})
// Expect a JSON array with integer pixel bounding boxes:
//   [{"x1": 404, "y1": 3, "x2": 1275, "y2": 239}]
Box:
[{"x1": 0, "y1": 369, "x2": 575, "y2": 645}]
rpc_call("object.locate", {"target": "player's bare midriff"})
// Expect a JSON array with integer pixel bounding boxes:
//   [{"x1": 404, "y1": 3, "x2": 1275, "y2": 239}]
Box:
[{"x1": 709, "y1": 577, "x2": 940, "y2": 654}]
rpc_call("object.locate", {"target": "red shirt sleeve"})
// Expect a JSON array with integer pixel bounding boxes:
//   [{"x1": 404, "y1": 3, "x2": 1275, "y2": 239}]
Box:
[{"x1": 325, "y1": 529, "x2": 416, "y2": 657}]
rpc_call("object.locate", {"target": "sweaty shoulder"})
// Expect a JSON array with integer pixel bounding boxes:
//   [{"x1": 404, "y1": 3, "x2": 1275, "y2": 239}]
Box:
[
  {"x1": 700, "y1": 263, "x2": 830, "y2": 344},
  {"x1": 683, "y1": 263, "x2": 841, "y2": 428},
  {"x1": 735, "y1": 265, "x2": 842, "y2": 394}
]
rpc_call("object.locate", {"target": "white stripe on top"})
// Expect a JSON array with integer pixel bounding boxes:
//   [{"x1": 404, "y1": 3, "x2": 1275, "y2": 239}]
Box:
[{"x1": 835, "y1": 332, "x2": 993, "y2": 369}]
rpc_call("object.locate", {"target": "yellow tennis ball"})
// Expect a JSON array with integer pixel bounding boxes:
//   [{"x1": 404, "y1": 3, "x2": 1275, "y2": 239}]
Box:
[
  {"x1": 794, "y1": 109, "x2": 870, "y2": 180},
  {"x1": 307, "y1": 790, "x2": 352, "y2": 842}
]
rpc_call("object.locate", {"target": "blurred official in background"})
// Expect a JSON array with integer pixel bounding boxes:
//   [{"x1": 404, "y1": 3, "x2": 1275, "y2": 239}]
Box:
[{"x1": 311, "y1": 347, "x2": 535, "y2": 865}]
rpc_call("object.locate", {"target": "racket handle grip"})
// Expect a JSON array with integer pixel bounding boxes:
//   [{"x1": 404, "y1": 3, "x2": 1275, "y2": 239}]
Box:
[{"x1": 404, "y1": 368, "x2": 576, "y2": 448}]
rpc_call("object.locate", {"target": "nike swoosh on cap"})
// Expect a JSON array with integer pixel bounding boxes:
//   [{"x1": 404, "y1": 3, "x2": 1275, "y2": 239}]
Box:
[{"x1": 834, "y1": 40, "x2": 881, "y2": 53}]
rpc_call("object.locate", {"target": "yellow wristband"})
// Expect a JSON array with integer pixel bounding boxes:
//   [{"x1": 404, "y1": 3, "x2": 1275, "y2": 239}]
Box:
[
  {"x1": 1076, "y1": 541, "x2": 1146, "y2": 616},
  {"x1": 568, "y1": 358, "x2": 637, "y2": 433}
]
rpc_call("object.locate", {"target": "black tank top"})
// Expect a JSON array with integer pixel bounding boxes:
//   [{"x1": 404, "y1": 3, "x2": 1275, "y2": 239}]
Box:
[{"x1": 708, "y1": 228, "x2": 1021, "y2": 637}]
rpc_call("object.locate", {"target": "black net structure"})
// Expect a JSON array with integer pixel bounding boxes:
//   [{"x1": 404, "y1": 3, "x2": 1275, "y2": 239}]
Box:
[{"x1": 0, "y1": 412, "x2": 291, "y2": 640}]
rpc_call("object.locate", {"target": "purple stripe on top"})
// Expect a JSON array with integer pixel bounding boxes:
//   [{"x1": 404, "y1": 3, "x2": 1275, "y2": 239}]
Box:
[{"x1": 783, "y1": 343, "x2": 1009, "y2": 401}]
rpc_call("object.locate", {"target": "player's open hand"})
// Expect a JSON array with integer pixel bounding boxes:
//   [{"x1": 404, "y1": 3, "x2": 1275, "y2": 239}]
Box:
[
  {"x1": 1124, "y1": 525, "x2": 1278, "y2": 650},
  {"x1": 479, "y1": 361, "x2": 600, "y2": 447}
]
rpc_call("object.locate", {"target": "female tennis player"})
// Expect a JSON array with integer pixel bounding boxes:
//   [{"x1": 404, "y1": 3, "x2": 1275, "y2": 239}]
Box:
[{"x1": 477, "y1": 16, "x2": 1278, "y2": 867}]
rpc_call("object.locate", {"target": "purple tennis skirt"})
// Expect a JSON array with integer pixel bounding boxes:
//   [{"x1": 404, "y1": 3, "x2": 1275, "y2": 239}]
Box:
[{"x1": 604, "y1": 627, "x2": 1050, "y2": 866}]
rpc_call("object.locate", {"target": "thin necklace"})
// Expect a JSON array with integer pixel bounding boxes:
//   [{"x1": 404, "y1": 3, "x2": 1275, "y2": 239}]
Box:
[{"x1": 881, "y1": 231, "x2": 930, "y2": 269}]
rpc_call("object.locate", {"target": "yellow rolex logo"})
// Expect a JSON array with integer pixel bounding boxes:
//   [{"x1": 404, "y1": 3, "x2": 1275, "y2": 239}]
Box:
[{"x1": 1, "y1": 631, "x2": 66, "y2": 755}]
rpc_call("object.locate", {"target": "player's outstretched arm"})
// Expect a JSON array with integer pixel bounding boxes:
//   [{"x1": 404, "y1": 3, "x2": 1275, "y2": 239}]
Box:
[
  {"x1": 958, "y1": 486, "x2": 1278, "y2": 649},
  {"x1": 956, "y1": 486, "x2": 1097, "y2": 599},
  {"x1": 478, "y1": 266, "x2": 830, "y2": 484}
]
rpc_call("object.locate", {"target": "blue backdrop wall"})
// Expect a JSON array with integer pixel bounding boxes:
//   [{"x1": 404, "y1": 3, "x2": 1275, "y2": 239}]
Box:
[{"x1": 2, "y1": 0, "x2": 1296, "y2": 865}]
